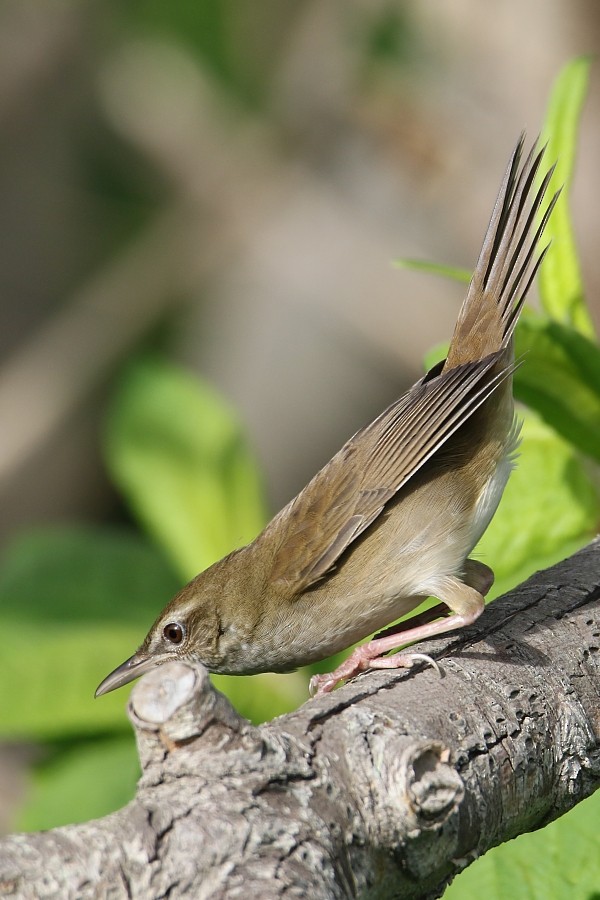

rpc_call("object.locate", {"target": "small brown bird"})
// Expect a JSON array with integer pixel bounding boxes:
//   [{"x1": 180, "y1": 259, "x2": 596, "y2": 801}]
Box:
[{"x1": 96, "y1": 137, "x2": 557, "y2": 698}]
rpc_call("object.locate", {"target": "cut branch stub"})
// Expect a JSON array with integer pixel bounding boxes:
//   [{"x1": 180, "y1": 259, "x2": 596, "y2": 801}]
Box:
[{"x1": 128, "y1": 661, "x2": 249, "y2": 767}]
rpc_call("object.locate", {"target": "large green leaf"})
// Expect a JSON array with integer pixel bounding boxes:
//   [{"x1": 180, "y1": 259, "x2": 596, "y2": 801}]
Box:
[
  {"x1": 424, "y1": 320, "x2": 600, "y2": 493},
  {"x1": 4, "y1": 609, "x2": 303, "y2": 739},
  {"x1": 0, "y1": 526, "x2": 180, "y2": 738},
  {"x1": 104, "y1": 358, "x2": 267, "y2": 580},
  {"x1": 475, "y1": 408, "x2": 599, "y2": 599},
  {"x1": 445, "y1": 790, "x2": 600, "y2": 900},
  {"x1": 3, "y1": 619, "x2": 146, "y2": 739},
  {"x1": 374, "y1": 314, "x2": 600, "y2": 475},
  {"x1": 537, "y1": 56, "x2": 594, "y2": 337},
  {"x1": 0, "y1": 526, "x2": 180, "y2": 626},
  {"x1": 514, "y1": 313, "x2": 600, "y2": 462}
]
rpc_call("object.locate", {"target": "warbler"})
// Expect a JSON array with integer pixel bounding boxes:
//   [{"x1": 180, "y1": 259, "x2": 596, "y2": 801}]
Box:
[{"x1": 96, "y1": 137, "x2": 557, "y2": 698}]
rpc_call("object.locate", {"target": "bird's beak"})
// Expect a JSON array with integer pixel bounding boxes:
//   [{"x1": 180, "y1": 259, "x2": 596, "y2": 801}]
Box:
[{"x1": 95, "y1": 652, "x2": 157, "y2": 697}]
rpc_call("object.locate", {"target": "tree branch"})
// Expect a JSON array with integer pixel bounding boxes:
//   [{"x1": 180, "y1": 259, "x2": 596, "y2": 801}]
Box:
[{"x1": 3, "y1": 541, "x2": 600, "y2": 899}]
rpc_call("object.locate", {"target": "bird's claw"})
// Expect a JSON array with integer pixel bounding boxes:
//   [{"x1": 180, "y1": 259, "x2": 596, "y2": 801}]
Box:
[
  {"x1": 309, "y1": 650, "x2": 441, "y2": 696},
  {"x1": 309, "y1": 673, "x2": 336, "y2": 696}
]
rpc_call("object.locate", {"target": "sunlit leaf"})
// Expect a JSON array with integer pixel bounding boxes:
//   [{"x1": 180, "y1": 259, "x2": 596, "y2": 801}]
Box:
[
  {"x1": 445, "y1": 791, "x2": 600, "y2": 900},
  {"x1": 0, "y1": 523, "x2": 304, "y2": 736},
  {"x1": 514, "y1": 312, "x2": 600, "y2": 462},
  {"x1": 423, "y1": 314, "x2": 600, "y2": 467},
  {"x1": 0, "y1": 526, "x2": 179, "y2": 626},
  {"x1": 104, "y1": 357, "x2": 267, "y2": 580},
  {"x1": 537, "y1": 56, "x2": 594, "y2": 337},
  {"x1": 0, "y1": 527, "x2": 180, "y2": 738},
  {"x1": 475, "y1": 409, "x2": 599, "y2": 599},
  {"x1": 3, "y1": 619, "x2": 145, "y2": 739}
]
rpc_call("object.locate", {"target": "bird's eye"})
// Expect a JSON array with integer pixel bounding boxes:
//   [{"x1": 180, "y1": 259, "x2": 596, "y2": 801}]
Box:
[{"x1": 163, "y1": 622, "x2": 185, "y2": 645}]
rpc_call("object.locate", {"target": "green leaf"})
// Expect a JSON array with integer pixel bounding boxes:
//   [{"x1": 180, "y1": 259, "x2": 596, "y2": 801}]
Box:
[
  {"x1": 475, "y1": 408, "x2": 599, "y2": 599},
  {"x1": 514, "y1": 312, "x2": 600, "y2": 462},
  {"x1": 105, "y1": 357, "x2": 267, "y2": 580},
  {"x1": 0, "y1": 526, "x2": 180, "y2": 626},
  {"x1": 445, "y1": 791, "x2": 600, "y2": 900},
  {"x1": 537, "y1": 56, "x2": 594, "y2": 337},
  {"x1": 423, "y1": 314, "x2": 600, "y2": 468},
  {"x1": 15, "y1": 735, "x2": 139, "y2": 832},
  {"x1": 393, "y1": 258, "x2": 471, "y2": 283},
  {"x1": 2, "y1": 619, "x2": 148, "y2": 739},
  {"x1": 0, "y1": 526, "x2": 180, "y2": 739}
]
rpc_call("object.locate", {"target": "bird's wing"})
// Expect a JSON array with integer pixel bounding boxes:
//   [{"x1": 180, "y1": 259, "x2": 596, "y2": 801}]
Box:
[{"x1": 268, "y1": 351, "x2": 512, "y2": 592}]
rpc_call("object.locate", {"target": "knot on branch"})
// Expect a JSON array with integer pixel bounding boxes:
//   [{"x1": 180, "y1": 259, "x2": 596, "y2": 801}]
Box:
[{"x1": 343, "y1": 709, "x2": 464, "y2": 880}]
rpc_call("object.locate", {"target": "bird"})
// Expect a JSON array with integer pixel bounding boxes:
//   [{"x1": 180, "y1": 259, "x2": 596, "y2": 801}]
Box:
[{"x1": 96, "y1": 137, "x2": 558, "y2": 699}]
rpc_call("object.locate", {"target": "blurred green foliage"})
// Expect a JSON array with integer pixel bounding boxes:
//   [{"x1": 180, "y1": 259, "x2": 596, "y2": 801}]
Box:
[
  {"x1": 0, "y1": 527, "x2": 180, "y2": 741},
  {"x1": 3, "y1": 47, "x2": 599, "y2": 900},
  {"x1": 16, "y1": 736, "x2": 140, "y2": 833},
  {"x1": 105, "y1": 358, "x2": 267, "y2": 581}
]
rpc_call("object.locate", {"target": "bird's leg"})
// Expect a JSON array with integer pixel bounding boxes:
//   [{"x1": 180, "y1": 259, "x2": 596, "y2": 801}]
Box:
[
  {"x1": 309, "y1": 561, "x2": 492, "y2": 696},
  {"x1": 372, "y1": 559, "x2": 493, "y2": 642},
  {"x1": 372, "y1": 602, "x2": 450, "y2": 640}
]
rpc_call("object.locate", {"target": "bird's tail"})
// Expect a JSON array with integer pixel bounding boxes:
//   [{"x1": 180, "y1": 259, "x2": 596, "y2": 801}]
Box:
[{"x1": 444, "y1": 137, "x2": 559, "y2": 370}]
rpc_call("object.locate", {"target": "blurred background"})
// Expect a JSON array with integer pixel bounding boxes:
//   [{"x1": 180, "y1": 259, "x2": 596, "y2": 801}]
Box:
[{"x1": 1, "y1": 0, "x2": 599, "y2": 847}]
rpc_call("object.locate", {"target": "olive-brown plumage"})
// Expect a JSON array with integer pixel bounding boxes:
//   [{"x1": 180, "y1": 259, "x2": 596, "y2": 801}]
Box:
[{"x1": 96, "y1": 138, "x2": 558, "y2": 698}]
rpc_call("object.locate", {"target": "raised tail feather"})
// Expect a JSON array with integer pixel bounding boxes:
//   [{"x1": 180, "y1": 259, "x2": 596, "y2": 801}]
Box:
[{"x1": 444, "y1": 136, "x2": 560, "y2": 370}]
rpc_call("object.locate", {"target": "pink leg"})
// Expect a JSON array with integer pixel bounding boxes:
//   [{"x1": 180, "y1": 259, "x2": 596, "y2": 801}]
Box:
[
  {"x1": 371, "y1": 559, "x2": 492, "y2": 642},
  {"x1": 373, "y1": 602, "x2": 450, "y2": 641},
  {"x1": 309, "y1": 565, "x2": 491, "y2": 696}
]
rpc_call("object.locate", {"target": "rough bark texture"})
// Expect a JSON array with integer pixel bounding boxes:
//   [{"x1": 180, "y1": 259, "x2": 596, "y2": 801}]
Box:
[{"x1": 2, "y1": 541, "x2": 600, "y2": 899}]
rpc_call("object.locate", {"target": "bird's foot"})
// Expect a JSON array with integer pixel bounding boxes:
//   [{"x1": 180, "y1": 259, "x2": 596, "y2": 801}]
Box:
[{"x1": 309, "y1": 648, "x2": 439, "y2": 696}]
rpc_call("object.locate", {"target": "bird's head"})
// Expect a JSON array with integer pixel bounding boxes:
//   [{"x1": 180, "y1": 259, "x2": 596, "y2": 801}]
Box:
[{"x1": 95, "y1": 570, "x2": 226, "y2": 697}]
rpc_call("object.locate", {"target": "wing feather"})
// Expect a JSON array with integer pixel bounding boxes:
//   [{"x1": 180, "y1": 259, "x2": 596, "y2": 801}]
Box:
[{"x1": 269, "y1": 351, "x2": 512, "y2": 590}]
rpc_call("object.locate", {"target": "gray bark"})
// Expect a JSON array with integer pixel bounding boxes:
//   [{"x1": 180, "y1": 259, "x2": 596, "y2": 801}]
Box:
[{"x1": 2, "y1": 541, "x2": 600, "y2": 899}]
